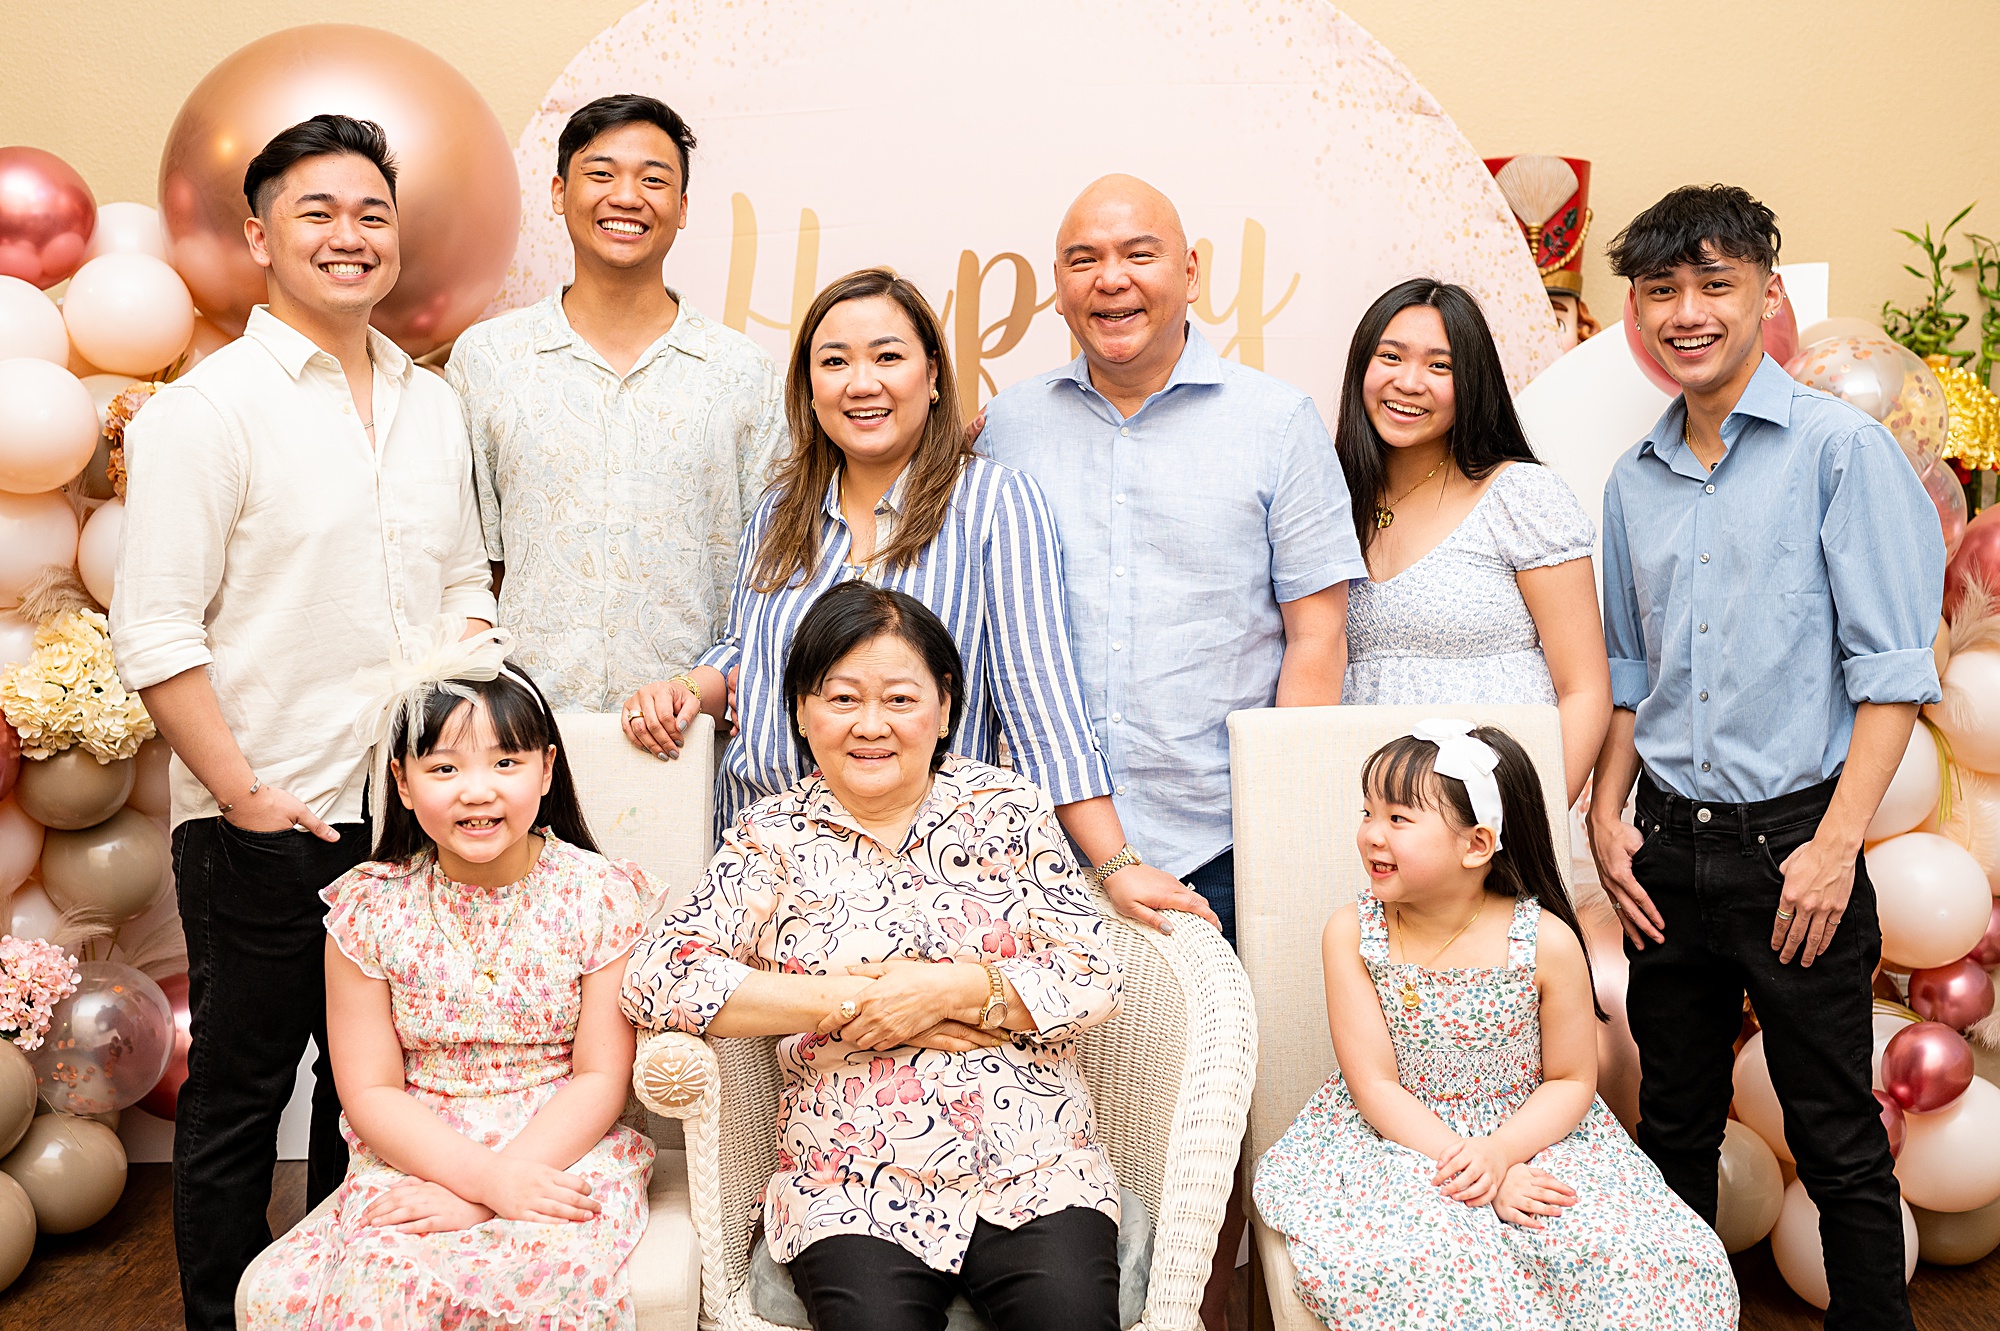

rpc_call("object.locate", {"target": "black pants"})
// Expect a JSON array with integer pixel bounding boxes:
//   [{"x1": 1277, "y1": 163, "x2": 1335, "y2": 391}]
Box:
[
  {"x1": 1627, "y1": 775, "x2": 1911, "y2": 1331},
  {"x1": 170, "y1": 816, "x2": 371, "y2": 1331},
  {"x1": 1185, "y1": 848, "x2": 1235, "y2": 945},
  {"x1": 787, "y1": 1207, "x2": 1121, "y2": 1331}
]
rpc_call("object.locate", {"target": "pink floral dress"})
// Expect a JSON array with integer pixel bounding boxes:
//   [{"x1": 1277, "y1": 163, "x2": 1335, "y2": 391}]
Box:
[
  {"x1": 242, "y1": 835, "x2": 661, "y2": 1330},
  {"x1": 621, "y1": 756, "x2": 1124, "y2": 1273},
  {"x1": 1253, "y1": 889, "x2": 1738, "y2": 1330}
]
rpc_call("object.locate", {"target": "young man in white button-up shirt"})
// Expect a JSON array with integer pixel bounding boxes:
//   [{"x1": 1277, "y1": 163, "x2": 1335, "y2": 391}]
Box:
[
  {"x1": 110, "y1": 115, "x2": 495, "y2": 1331},
  {"x1": 447, "y1": 94, "x2": 783, "y2": 712}
]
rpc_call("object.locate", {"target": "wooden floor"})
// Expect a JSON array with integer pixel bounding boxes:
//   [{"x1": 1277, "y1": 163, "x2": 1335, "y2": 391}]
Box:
[{"x1": 0, "y1": 1162, "x2": 1994, "y2": 1328}]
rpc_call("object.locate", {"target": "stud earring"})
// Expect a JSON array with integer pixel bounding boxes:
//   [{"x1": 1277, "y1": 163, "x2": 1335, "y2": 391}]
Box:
[
  {"x1": 938, "y1": 723, "x2": 950, "y2": 738},
  {"x1": 930, "y1": 387, "x2": 940, "y2": 404}
]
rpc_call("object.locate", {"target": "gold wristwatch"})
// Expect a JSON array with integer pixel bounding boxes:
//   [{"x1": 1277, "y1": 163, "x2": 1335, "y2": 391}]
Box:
[
  {"x1": 978, "y1": 963, "x2": 1008, "y2": 1030},
  {"x1": 1084, "y1": 843, "x2": 1142, "y2": 888}
]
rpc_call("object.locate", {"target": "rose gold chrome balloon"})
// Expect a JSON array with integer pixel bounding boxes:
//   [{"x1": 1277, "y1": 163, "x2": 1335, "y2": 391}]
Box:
[
  {"x1": 157, "y1": 25, "x2": 519, "y2": 356},
  {"x1": 0, "y1": 147, "x2": 96, "y2": 289},
  {"x1": 1907, "y1": 956, "x2": 1996, "y2": 1030},
  {"x1": 1880, "y1": 1020, "x2": 1976, "y2": 1113},
  {"x1": 1971, "y1": 900, "x2": 2000, "y2": 967},
  {"x1": 135, "y1": 972, "x2": 191, "y2": 1121}
]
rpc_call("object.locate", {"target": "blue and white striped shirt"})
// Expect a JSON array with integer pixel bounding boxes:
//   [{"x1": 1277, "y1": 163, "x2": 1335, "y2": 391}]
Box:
[{"x1": 700, "y1": 455, "x2": 1115, "y2": 831}]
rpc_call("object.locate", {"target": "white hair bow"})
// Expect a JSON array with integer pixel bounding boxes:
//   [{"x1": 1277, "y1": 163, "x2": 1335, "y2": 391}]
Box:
[
  {"x1": 351, "y1": 616, "x2": 516, "y2": 845},
  {"x1": 1410, "y1": 718, "x2": 1505, "y2": 849}
]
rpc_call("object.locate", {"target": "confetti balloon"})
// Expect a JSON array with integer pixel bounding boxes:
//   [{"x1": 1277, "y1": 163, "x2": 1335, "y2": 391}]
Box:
[
  {"x1": 1785, "y1": 335, "x2": 1948, "y2": 465},
  {"x1": 27, "y1": 960, "x2": 174, "y2": 1116},
  {"x1": 0, "y1": 147, "x2": 96, "y2": 289}
]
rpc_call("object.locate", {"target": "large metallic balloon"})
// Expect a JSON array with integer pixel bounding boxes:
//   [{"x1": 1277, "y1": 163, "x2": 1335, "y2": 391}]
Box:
[
  {"x1": 158, "y1": 25, "x2": 519, "y2": 355},
  {"x1": 0, "y1": 147, "x2": 97, "y2": 289},
  {"x1": 1880, "y1": 1019, "x2": 1976, "y2": 1112},
  {"x1": 1946, "y1": 507, "x2": 2000, "y2": 618},
  {"x1": 40, "y1": 806, "x2": 169, "y2": 925},
  {"x1": 135, "y1": 972, "x2": 191, "y2": 1121},
  {"x1": 13, "y1": 749, "x2": 135, "y2": 830},
  {"x1": 0, "y1": 1112, "x2": 126, "y2": 1233},
  {"x1": 28, "y1": 960, "x2": 174, "y2": 1115},
  {"x1": 0, "y1": 1172, "x2": 32, "y2": 1293},
  {"x1": 1907, "y1": 956, "x2": 1996, "y2": 1030}
]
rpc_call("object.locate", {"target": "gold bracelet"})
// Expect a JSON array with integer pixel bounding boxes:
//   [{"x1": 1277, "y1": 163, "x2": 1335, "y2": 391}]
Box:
[
  {"x1": 671, "y1": 673, "x2": 702, "y2": 703},
  {"x1": 1085, "y1": 843, "x2": 1142, "y2": 887}
]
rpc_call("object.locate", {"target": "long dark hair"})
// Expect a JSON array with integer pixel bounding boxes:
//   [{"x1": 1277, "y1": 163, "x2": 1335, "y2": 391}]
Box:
[
  {"x1": 753, "y1": 268, "x2": 974, "y2": 593},
  {"x1": 783, "y1": 582, "x2": 966, "y2": 775},
  {"x1": 1336, "y1": 278, "x2": 1540, "y2": 555},
  {"x1": 373, "y1": 665, "x2": 600, "y2": 864},
  {"x1": 1361, "y1": 725, "x2": 1606, "y2": 1022}
]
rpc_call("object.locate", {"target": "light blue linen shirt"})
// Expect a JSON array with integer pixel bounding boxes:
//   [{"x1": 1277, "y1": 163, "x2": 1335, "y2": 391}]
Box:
[
  {"x1": 1600, "y1": 354, "x2": 1944, "y2": 804},
  {"x1": 980, "y1": 327, "x2": 1368, "y2": 875}
]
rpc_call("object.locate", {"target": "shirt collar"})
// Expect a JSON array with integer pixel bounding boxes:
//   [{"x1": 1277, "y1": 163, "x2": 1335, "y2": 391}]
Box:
[
  {"x1": 797, "y1": 756, "x2": 986, "y2": 853},
  {"x1": 531, "y1": 287, "x2": 713, "y2": 367},
  {"x1": 244, "y1": 305, "x2": 413, "y2": 383},
  {"x1": 1053, "y1": 321, "x2": 1225, "y2": 399},
  {"x1": 820, "y1": 462, "x2": 914, "y2": 521},
  {"x1": 1639, "y1": 352, "x2": 1797, "y2": 465}
]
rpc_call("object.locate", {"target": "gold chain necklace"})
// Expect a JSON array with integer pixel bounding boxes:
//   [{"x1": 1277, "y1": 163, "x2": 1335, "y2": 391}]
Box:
[
  {"x1": 1373, "y1": 454, "x2": 1449, "y2": 529},
  {"x1": 428, "y1": 860, "x2": 532, "y2": 996},
  {"x1": 1392, "y1": 902, "x2": 1483, "y2": 1011}
]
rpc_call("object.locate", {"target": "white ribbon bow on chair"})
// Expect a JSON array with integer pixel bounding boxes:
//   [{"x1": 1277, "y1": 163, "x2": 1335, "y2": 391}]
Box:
[{"x1": 1410, "y1": 717, "x2": 1505, "y2": 849}]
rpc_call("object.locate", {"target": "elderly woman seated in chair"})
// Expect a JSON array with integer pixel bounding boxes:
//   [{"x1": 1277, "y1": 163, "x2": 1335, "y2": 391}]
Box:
[{"x1": 622, "y1": 580, "x2": 1127, "y2": 1331}]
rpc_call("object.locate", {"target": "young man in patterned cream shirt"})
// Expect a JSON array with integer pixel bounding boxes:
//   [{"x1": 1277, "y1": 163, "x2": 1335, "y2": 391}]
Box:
[{"x1": 448, "y1": 94, "x2": 783, "y2": 711}]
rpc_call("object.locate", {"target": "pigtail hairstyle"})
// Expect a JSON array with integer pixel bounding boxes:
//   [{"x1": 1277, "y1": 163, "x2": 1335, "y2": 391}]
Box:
[
  {"x1": 1362, "y1": 725, "x2": 1607, "y2": 1021},
  {"x1": 371, "y1": 663, "x2": 601, "y2": 866}
]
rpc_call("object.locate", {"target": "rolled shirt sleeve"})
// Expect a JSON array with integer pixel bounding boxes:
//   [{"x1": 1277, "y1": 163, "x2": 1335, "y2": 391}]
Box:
[
  {"x1": 1599, "y1": 468, "x2": 1652, "y2": 710},
  {"x1": 1822, "y1": 423, "x2": 1944, "y2": 705},
  {"x1": 992, "y1": 789, "x2": 1124, "y2": 1043},
  {"x1": 1268, "y1": 397, "x2": 1370, "y2": 601},
  {"x1": 620, "y1": 821, "x2": 770, "y2": 1034}
]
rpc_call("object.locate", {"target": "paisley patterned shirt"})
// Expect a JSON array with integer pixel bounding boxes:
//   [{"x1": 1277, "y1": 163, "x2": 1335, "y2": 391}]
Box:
[
  {"x1": 446, "y1": 292, "x2": 784, "y2": 711},
  {"x1": 621, "y1": 757, "x2": 1124, "y2": 1272}
]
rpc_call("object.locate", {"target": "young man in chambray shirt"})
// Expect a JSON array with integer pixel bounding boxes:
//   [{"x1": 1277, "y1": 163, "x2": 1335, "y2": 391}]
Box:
[{"x1": 1588, "y1": 186, "x2": 1942, "y2": 1331}]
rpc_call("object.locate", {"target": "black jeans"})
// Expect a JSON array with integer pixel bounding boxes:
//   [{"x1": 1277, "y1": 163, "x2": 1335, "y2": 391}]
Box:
[
  {"x1": 1627, "y1": 775, "x2": 1910, "y2": 1331},
  {"x1": 170, "y1": 816, "x2": 371, "y2": 1331},
  {"x1": 1184, "y1": 848, "x2": 1236, "y2": 945},
  {"x1": 787, "y1": 1207, "x2": 1121, "y2": 1331}
]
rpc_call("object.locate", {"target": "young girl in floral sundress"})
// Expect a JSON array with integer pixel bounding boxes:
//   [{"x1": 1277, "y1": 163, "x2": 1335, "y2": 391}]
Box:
[
  {"x1": 242, "y1": 623, "x2": 661, "y2": 1330},
  {"x1": 1253, "y1": 720, "x2": 1736, "y2": 1329}
]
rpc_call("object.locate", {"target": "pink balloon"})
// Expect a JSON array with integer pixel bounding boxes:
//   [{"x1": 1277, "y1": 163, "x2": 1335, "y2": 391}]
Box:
[
  {"x1": 0, "y1": 146, "x2": 96, "y2": 289},
  {"x1": 60, "y1": 254, "x2": 195, "y2": 378},
  {"x1": 1946, "y1": 507, "x2": 2000, "y2": 619},
  {"x1": 0, "y1": 358, "x2": 99, "y2": 495},
  {"x1": 79, "y1": 203, "x2": 167, "y2": 264},
  {"x1": 1970, "y1": 901, "x2": 2000, "y2": 967},
  {"x1": 4, "y1": 879, "x2": 61, "y2": 942},
  {"x1": 76, "y1": 498, "x2": 122, "y2": 609},
  {"x1": 0, "y1": 489, "x2": 79, "y2": 608},
  {"x1": 1907, "y1": 957, "x2": 1996, "y2": 1030},
  {"x1": 135, "y1": 972, "x2": 190, "y2": 1121},
  {"x1": 1874, "y1": 1088, "x2": 1907, "y2": 1158},
  {"x1": 0, "y1": 723, "x2": 16, "y2": 804},
  {"x1": 1865, "y1": 832, "x2": 1993, "y2": 969},
  {"x1": 0, "y1": 275, "x2": 67, "y2": 365},
  {"x1": 0, "y1": 795, "x2": 42, "y2": 895},
  {"x1": 1881, "y1": 1020, "x2": 1976, "y2": 1113},
  {"x1": 125, "y1": 737, "x2": 171, "y2": 819},
  {"x1": 1896, "y1": 1076, "x2": 2000, "y2": 1212},
  {"x1": 0, "y1": 610, "x2": 34, "y2": 668},
  {"x1": 1620, "y1": 286, "x2": 1802, "y2": 398}
]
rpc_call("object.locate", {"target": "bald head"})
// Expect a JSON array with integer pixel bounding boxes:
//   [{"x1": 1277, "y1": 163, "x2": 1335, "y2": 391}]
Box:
[
  {"x1": 1057, "y1": 174, "x2": 1187, "y2": 258},
  {"x1": 1051, "y1": 174, "x2": 1199, "y2": 391}
]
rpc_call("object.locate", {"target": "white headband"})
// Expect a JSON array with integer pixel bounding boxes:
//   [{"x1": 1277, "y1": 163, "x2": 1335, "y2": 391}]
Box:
[
  {"x1": 351, "y1": 617, "x2": 522, "y2": 847},
  {"x1": 1410, "y1": 718, "x2": 1505, "y2": 849}
]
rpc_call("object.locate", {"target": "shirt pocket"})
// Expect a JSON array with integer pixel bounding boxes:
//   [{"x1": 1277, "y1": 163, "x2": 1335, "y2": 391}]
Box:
[{"x1": 1771, "y1": 536, "x2": 1826, "y2": 596}]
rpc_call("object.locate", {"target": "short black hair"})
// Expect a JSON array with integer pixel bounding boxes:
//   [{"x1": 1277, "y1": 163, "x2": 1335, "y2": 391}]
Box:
[
  {"x1": 556, "y1": 94, "x2": 696, "y2": 188},
  {"x1": 243, "y1": 114, "x2": 398, "y2": 219},
  {"x1": 1606, "y1": 184, "x2": 1780, "y2": 281},
  {"x1": 782, "y1": 582, "x2": 965, "y2": 775}
]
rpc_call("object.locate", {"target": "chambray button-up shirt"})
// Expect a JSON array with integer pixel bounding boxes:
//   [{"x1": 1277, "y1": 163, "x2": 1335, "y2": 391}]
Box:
[
  {"x1": 981, "y1": 328, "x2": 1368, "y2": 875},
  {"x1": 1600, "y1": 354, "x2": 1944, "y2": 804}
]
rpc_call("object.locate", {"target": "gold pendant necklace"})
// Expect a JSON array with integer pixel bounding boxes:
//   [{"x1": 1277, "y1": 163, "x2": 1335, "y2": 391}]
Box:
[
  {"x1": 429, "y1": 861, "x2": 530, "y2": 997},
  {"x1": 1372, "y1": 454, "x2": 1449, "y2": 530},
  {"x1": 1393, "y1": 902, "x2": 1483, "y2": 1011}
]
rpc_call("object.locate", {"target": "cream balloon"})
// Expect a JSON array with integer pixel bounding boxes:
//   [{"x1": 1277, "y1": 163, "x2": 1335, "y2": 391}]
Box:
[
  {"x1": 0, "y1": 1112, "x2": 126, "y2": 1233},
  {"x1": 1930, "y1": 648, "x2": 2000, "y2": 775},
  {"x1": 1895, "y1": 1075, "x2": 2000, "y2": 1211},
  {"x1": 0, "y1": 1043, "x2": 35, "y2": 1157},
  {"x1": 80, "y1": 202, "x2": 168, "y2": 263},
  {"x1": 1872, "y1": 1008, "x2": 1917, "y2": 1091},
  {"x1": 1912, "y1": 1194, "x2": 2000, "y2": 1265},
  {"x1": 58, "y1": 253, "x2": 195, "y2": 377},
  {"x1": 39, "y1": 806, "x2": 169, "y2": 926},
  {"x1": 0, "y1": 276, "x2": 67, "y2": 365},
  {"x1": 13, "y1": 749, "x2": 135, "y2": 830},
  {"x1": 5, "y1": 880, "x2": 61, "y2": 942},
  {"x1": 0, "y1": 610, "x2": 32, "y2": 669},
  {"x1": 1866, "y1": 722, "x2": 1942, "y2": 841},
  {"x1": 0, "y1": 357, "x2": 99, "y2": 495},
  {"x1": 1715, "y1": 1117, "x2": 1786, "y2": 1253},
  {"x1": 177, "y1": 316, "x2": 234, "y2": 374},
  {"x1": 0, "y1": 796, "x2": 44, "y2": 895},
  {"x1": 1732, "y1": 1032, "x2": 1793, "y2": 1163},
  {"x1": 1865, "y1": 832, "x2": 1993, "y2": 969},
  {"x1": 126, "y1": 735, "x2": 171, "y2": 818},
  {"x1": 76, "y1": 497, "x2": 122, "y2": 608},
  {"x1": 0, "y1": 1171, "x2": 31, "y2": 1294},
  {"x1": 0, "y1": 488, "x2": 78, "y2": 607},
  {"x1": 79, "y1": 372, "x2": 139, "y2": 431},
  {"x1": 1934, "y1": 767, "x2": 2000, "y2": 893},
  {"x1": 1769, "y1": 1177, "x2": 1917, "y2": 1309}
]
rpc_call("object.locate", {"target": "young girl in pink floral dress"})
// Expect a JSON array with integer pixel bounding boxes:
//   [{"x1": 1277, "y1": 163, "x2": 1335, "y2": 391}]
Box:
[
  {"x1": 242, "y1": 625, "x2": 661, "y2": 1329},
  {"x1": 1254, "y1": 721, "x2": 1736, "y2": 1329}
]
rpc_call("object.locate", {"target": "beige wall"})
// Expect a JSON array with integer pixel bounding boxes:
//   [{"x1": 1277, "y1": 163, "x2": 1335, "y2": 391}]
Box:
[{"x1": 7, "y1": 0, "x2": 1998, "y2": 340}]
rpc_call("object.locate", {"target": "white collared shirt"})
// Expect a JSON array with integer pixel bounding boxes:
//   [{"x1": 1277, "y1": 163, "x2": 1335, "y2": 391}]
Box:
[
  {"x1": 111, "y1": 305, "x2": 497, "y2": 827},
  {"x1": 445, "y1": 291, "x2": 783, "y2": 711}
]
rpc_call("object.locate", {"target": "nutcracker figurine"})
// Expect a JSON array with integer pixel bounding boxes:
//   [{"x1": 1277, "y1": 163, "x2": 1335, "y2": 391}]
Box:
[{"x1": 1485, "y1": 153, "x2": 1597, "y2": 351}]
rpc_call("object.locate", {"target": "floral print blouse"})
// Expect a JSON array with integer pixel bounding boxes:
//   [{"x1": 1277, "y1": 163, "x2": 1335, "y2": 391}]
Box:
[{"x1": 622, "y1": 756, "x2": 1124, "y2": 1272}]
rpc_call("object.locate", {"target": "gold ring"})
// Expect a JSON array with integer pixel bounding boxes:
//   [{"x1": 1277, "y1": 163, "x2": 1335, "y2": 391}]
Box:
[
  {"x1": 838, "y1": 999, "x2": 857, "y2": 1020},
  {"x1": 1775, "y1": 909, "x2": 1796, "y2": 921},
  {"x1": 627, "y1": 712, "x2": 645, "y2": 724}
]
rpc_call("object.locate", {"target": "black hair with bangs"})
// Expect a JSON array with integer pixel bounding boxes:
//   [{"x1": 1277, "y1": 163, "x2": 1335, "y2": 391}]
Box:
[
  {"x1": 783, "y1": 582, "x2": 965, "y2": 774},
  {"x1": 372, "y1": 664, "x2": 599, "y2": 864},
  {"x1": 1605, "y1": 184, "x2": 1781, "y2": 281},
  {"x1": 1362, "y1": 725, "x2": 1606, "y2": 1022}
]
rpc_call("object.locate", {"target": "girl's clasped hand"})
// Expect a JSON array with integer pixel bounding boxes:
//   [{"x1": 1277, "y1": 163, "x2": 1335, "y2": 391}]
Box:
[{"x1": 1430, "y1": 1135, "x2": 1579, "y2": 1228}]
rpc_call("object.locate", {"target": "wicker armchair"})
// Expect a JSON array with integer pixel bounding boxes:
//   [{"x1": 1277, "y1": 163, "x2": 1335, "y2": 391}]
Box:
[
  {"x1": 1226, "y1": 703, "x2": 1572, "y2": 1331},
  {"x1": 631, "y1": 894, "x2": 1257, "y2": 1331}
]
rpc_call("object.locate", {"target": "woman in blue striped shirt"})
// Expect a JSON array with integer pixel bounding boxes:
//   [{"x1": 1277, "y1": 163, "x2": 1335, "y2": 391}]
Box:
[{"x1": 620, "y1": 268, "x2": 1213, "y2": 932}]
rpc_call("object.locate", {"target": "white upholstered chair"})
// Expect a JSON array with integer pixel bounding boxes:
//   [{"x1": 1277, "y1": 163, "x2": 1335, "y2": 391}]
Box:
[
  {"x1": 1226, "y1": 703, "x2": 1571, "y2": 1331},
  {"x1": 629, "y1": 895, "x2": 1258, "y2": 1330},
  {"x1": 236, "y1": 712, "x2": 717, "y2": 1331}
]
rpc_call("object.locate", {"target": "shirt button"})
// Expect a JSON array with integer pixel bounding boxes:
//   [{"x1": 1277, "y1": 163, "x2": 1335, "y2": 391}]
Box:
[
  {"x1": 1119, "y1": 427, "x2": 1130, "y2": 437},
  {"x1": 1701, "y1": 761, "x2": 1712, "y2": 772},
  {"x1": 1113, "y1": 566, "x2": 1126, "y2": 577},
  {"x1": 1114, "y1": 494, "x2": 1127, "y2": 505},
  {"x1": 1698, "y1": 623, "x2": 1708, "y2": 633},
  {"x1": 612, "y1": 461, "x2": 623, "y2": 473},
  {"x1": 1111, "y1": 641, "x2": 1124, "y2": 652},
  {"x1": 1705, "y1": 484, "x2": 1716, "y2": 494},
  {"x1": 1699, "y1": 690, "x2": 1709, "y2": 702},
  {"x1": 607, "y1": 624, "x2": 619, "y2": 637},
  {"x1": 341, "y1": 404, "x2": 353, "y2": 415},
  {"x1": 1116, "y1": 785, "x2": 1128, "y2": 796},
  {"x1": 1699, "y1": 553, "x2": 1710, "y2": 563},
  {"x1": 1110, "y1": 712, "x2": 1123, "y2": 723},
  {"x1": 1697, "y1": 808, "x2": 1712, "y2": 824}
]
